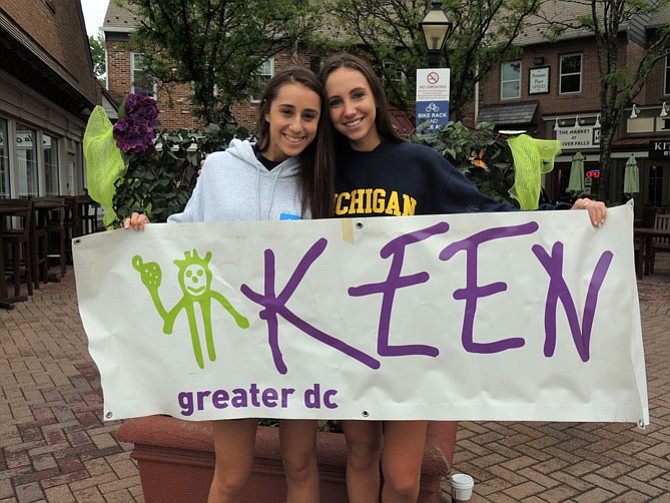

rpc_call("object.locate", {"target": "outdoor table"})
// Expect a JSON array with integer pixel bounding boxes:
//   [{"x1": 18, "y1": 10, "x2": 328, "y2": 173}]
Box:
[
  {"x1": 0, "y1": 203, "x2": 31, "y2": 309},
  {"x1": 633, "y1": 227, "x2": 670, "y2": 279}
]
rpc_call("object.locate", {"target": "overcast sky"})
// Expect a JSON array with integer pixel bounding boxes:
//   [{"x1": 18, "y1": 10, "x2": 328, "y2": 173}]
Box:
[{"x1": 81, "y1": 0, "x2": 108, "y2": 37}]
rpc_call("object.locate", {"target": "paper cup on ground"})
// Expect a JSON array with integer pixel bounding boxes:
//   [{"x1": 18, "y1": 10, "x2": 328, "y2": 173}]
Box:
[{"x1": 450, "y1": 473, "x2": 474, "y2": 502}]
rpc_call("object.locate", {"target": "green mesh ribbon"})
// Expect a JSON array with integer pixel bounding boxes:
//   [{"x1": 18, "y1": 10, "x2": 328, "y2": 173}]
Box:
[
  {"x1": 507, "y1": 134, "x2": 562, "y2": 210},
  {"x1": 83, "y1": 106, "x2": 127, "y2": 227}
]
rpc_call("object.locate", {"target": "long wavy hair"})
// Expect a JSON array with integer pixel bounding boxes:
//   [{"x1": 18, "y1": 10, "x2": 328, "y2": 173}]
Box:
[
  {"x1": 318, "y1": 53, "x2": 406, "y2": 148},
  {"x1": 255, "y1": 66, "x2": 335, "y2": 219}
]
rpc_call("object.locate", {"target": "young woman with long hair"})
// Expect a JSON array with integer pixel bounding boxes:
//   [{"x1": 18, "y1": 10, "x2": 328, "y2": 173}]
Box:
[
  {"x1": 319, "y1": 52, "x2": 606, "y2": 503},
  {"x1": 126, "y1": 65, "x2": 335, "y2": 503}
]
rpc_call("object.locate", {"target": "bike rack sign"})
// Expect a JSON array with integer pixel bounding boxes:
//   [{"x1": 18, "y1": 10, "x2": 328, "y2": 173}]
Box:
[{"x1": 415, "y1": 68, "x2": 450, "y2": 131}]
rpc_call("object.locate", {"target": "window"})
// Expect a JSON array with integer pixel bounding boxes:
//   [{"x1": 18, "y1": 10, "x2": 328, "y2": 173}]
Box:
[
  {"x1": 252, "y1": 59, "x2": 274, "y2": 102},
  {"x1": 0, "y1": 119, "x2": 9, "y2": 198},
  {"x1": 664, "y1": 55, "x2": 670, "y2": 95},
  {"x1": 43, "y1": 133, "x2": 59, "y2": 196},
  {"x1": 560, "y1": 54, "x2": 582, "y2": 94},
  {"x1": 16, "y1": 124, "x2": 38, "y2": 198},
  {"x1": 383, "y1": 61, "x2": 406, "y2": 83},
  {"x1": 501, "y1": 61, "x2": 521, "y2": 99},
  {"x1": 132, "y1": 53, "x2": 156, "y2": 97}
]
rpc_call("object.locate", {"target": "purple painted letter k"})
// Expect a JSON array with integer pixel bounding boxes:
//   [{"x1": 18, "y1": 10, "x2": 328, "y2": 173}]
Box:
[{"x1": 241, "y1": 238, "x2": 380, "y2": 375}]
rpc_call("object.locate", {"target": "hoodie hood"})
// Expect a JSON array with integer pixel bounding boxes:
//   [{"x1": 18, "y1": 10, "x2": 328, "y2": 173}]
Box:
[
  {"x1": 167, "y1": 139, "x2": 306, "y2": 223},
  {"x1": 226, "y1": 138, "x2": 302, "y2": 179}
]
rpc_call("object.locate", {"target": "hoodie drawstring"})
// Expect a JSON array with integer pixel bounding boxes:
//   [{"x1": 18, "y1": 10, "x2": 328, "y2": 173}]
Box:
[
  {"x1": 266, "y1": 173, "x2": 280, "y2": 220},
  {"x1": 255, "y1": 161, "x2": 283, "y2": 220}
]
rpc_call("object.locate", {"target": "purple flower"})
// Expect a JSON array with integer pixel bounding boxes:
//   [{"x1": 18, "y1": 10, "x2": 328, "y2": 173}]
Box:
[{"x1": 113, "y1": 93, "x2": 160, "y2": 155}]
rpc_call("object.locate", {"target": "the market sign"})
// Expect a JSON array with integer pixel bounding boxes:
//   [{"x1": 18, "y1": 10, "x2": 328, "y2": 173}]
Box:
[{"x1": 556, "y1": 125, "x2": 600, "y2": 149}]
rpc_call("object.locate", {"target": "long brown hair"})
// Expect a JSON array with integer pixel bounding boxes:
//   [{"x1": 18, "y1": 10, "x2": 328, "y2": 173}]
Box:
[
  {"x1": 318, "y1": 53, "x2": 405, "y2": 147},
  {"x1": 255, "y1": 66, "x2": 335, "y2": 219}
]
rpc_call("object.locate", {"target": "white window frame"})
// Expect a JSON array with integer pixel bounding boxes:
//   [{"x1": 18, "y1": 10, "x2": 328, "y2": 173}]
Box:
[
  {"x1": 131, "y1": 52, "x2": 156, "y2": 98},
  {"x1": 383, "y1": 61, "x2": 406, "y2": 83},
  {"x1": 251, "y1": 58, "x2": 275, "y2": 103},
  {"x1": 664, "y1": 54, "x2": 670, "y2": 96},
  {"x1": 501, "y1": 61, "x2": 522, "y2": 100},
  {"x1": 43, "y1": 133, "x2": 60, "y2": 196},
  {"x1": 0, "y1": 117, "x2": 10, "y2": 198},
  {"x1": 15, "y1": 124, "x2": 39, "y2": 198},
  {"x1": 559, "y1": 53, "x2": 582, "y2": 95}
]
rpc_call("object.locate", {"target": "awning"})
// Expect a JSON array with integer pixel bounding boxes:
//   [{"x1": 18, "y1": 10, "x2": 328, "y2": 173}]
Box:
[
  {"x1": 477, "y1": 103, "x2": 538, "y2": 126},
  {"x1": 388, "y1": 106, "x2": 415, "y2": 134}
]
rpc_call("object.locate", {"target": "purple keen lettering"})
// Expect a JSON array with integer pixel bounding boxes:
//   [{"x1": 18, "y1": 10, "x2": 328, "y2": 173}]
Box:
[
  {"x1": 349, "y1": 222, "x2": 450, "y2": 358},
  {"x1": 532, "y1": 242, "x2": 613, "y2": 362},
  {"x1": 241, "y1": 238, "x2": 380, "y2": 375},
  {"x1": 440, "y1": 222, "x2": 540, "y2": 354}
]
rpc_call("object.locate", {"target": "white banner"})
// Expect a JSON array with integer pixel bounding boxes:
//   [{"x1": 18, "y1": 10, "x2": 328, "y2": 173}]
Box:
[{"x1": 73, "y1": 203, "x2": 648, "y2": 425}]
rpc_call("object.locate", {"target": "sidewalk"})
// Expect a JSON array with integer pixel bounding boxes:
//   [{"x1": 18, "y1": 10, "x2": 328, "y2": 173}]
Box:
[
  {"x1": 453, "y1": 253, "x2": 670, "y2": 502},
  {"x1": 1, "y1": 255, "x2": 668, "y2": 503}
]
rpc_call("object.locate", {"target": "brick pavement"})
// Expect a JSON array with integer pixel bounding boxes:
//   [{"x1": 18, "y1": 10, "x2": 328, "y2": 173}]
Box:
[
  {"x1": 0, "y1": 271, "x2": 143, "y2": 503},
  {"x1": 451, "y1": 254, "x2": 670, "y2": 503},
  {"x1": 0, "y1": 255, "x2": 668, "y2": 503}
]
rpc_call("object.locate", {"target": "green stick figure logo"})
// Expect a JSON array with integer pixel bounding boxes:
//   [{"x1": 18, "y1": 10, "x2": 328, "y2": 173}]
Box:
[{"x1": 132, "y1": 250, "x2": 250, "y2": 369}]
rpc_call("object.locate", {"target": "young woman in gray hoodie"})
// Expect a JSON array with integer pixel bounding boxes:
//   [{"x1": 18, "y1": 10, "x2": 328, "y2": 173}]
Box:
[{"x1": 125, "y1": 66, "x2": 335, "y2": 503}]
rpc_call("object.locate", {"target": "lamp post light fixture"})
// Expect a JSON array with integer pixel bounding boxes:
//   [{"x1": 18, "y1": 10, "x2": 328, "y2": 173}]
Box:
[{"x1": 420, "y1": 1, "x2": 452, "y2": 68}]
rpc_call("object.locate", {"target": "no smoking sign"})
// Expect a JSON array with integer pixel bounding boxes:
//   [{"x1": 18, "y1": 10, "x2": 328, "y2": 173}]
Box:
[
  {"x1": 416, "y1": 68, "x2": 450, "y2": 131},
  {"x1": 427, "y1": 72, "x2": 440, "y2": 85}
]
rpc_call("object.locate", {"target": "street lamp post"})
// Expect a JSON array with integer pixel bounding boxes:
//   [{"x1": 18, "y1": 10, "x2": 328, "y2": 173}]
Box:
[{"x1": 419, "y1": 1, "x2": 452, "y2": 68}]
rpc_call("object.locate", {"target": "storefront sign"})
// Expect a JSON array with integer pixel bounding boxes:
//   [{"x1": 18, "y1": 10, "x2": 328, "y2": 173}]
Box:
[
  {"x1": 556, "y1": 125, "x2": 600, "y2": 149},
  {"x1": 649, "y1": 140, "x2": 670, "y2": 159},
  {"x1": 529, "y1": 67, "x2": 550, "y2": 94}
]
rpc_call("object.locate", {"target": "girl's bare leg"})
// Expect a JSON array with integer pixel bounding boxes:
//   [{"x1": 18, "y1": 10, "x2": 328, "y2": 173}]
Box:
[
  {"x1": 342, "y1": 420, "x2": 383, "y2": 503},
  {"x1": 380, "y1": 421, "x2": 428, "y2": 503},
  {"x1": 207, "y1": 418, "x2": 258, "y2": 503},
  {"x1": 279, "y1": 419, "x2": 319, "y2": 503}
]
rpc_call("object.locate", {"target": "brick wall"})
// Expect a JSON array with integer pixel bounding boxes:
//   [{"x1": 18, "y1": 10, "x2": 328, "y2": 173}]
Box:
[
  {"x1": 479, "y1": 38, "x2": 602, "y2": 117},
  {"x1": 3, "y1": 0, "x2": 98, "y2": 104},
  {"x1": 638, "y1": 35, "x2": 668, "y2": 103},
  {"x1": 106, "y1": 35, "x2": 327, "y2": 134},
  {"x1": 476, "y1": 33, "x2": 667, "y2": 123},
  {"x1": 106, "y1": 39, "x2": 132, "y2": 105}
]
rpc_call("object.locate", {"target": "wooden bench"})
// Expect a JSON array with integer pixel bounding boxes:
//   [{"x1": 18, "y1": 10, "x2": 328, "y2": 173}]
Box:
[{"x1": 650, "y1": 213, "x2": 670, "y2": 274}]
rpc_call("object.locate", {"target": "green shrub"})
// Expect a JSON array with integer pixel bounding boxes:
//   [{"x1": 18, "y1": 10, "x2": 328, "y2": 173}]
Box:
[
  {"x1": 111, "y1": 122, "x2": 245, "y2": 226},
  {"x1": 410, "y1": 121, "x2": 518, "y2": 207}
]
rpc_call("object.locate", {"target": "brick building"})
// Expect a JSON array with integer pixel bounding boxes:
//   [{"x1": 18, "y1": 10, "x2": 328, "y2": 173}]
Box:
[
  {"x1": 102, "y1": 1, "x2": 326, "y2": 133},
  {"x1": 0, "y1": 0, "x2": 99, "y2": 197},
  {"x1": 474, "y1": 1, "x2": 670, "y2": 216},
  {"x1": 102, "y1": 2, "x2": 416, "y2": 135},
  {"x1": 102, "y1": 0, "x2": 669, "y2": 216}
]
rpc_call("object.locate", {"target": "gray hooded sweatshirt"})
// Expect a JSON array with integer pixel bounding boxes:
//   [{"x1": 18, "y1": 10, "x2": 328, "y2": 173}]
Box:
[{"x1": 168, "y1": 139, "x2": 306, "y2": 222}]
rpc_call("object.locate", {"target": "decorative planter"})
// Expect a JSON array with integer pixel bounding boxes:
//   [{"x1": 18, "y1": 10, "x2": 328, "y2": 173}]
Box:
[{"x1": 117, "y1": 416, "x2": 457, "y2": 503}]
